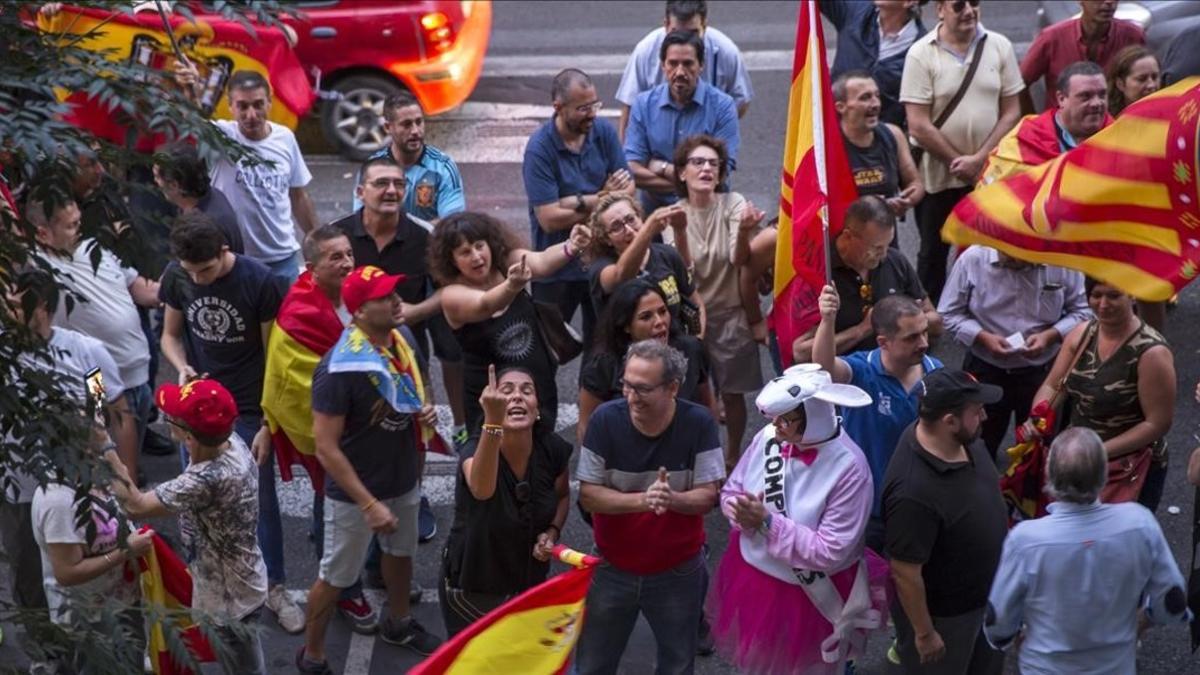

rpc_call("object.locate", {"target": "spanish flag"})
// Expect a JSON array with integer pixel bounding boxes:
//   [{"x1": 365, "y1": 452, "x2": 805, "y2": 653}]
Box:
[
  {"x1": 262, "y1": 271, "x2": 343, "y2": 495},
  {"x1": 979, "y1": 108, "x2": 1114, "y2": 185},
  {"x1": 411, "y1": 546, "x2": 600, "y2": 675},
  {"x1": 771, "y1": 0, "x2": 857, "y2": 367},
  {"x1": 944, "y1": 78, "x2": 1200, "y2": 301},
  {"x1": 137, "y1": 529, "x2": 215, "y2": 675},
  {"x1": 38, "y1": 4, "x2": 314, "y2": 147}
]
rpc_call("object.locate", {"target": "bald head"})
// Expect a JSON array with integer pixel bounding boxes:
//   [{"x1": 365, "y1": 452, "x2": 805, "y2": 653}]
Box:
[{"x1": 1046, "y1": 427, "x2": 1107, "y2": 504}]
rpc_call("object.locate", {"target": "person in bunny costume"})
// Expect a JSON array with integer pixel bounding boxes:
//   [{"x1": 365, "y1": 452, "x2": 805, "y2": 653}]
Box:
[{"x1": 708, "y1": 364, "x2": 890, "y2": 675}]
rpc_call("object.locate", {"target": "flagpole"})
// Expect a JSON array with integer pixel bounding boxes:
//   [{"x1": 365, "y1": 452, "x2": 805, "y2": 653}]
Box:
[{"x1": 807, "y1": 2, "x2": 832, "y2": 286}]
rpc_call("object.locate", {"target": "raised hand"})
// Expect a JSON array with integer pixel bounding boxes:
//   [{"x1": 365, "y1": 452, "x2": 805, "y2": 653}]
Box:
[
  {"x1": 568, "y1": 224, "x2": 592, "y2": 256},
  {"x1": 479, "y1": 364, "x2": 507, "y2": 425},
  {"x1": 817, "y1": 284, "x2": 840, "y2": 321},
  {"x1": 739, "y1": 201, "x2": 766, "y2": 231},
  {"x1": 507, "y1": 254, "x2": 532, "y2": 289}
]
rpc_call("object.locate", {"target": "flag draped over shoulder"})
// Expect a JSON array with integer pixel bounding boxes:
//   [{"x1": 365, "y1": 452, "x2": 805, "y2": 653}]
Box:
[
  {"x1": 38, "y1": 4, "x2": 314, "y2": 145},
  {"x1": 138, "y1": 529, "x2": 215, "y2": 675},
  {"x1": 411, "y1": 546, "x2": 600, "y2": 675},
  {"x1": 262, "y1": 271, "x2": 343, "y2": 495},
  {"x1": 944, "y1": 78, "x2": 1200, "y2": 301},
  {"x1": 980, "y1": 108, "x2": 1115, "y2": 185},
  {"x1": 771, "y1": 0, "x2": 857, "y2": 368}
]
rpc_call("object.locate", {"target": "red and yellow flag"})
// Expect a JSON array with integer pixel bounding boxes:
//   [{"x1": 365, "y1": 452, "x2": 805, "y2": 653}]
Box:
[
  {"x1": 137, "y1": 529, "x2": 215, "y2": 675},
  {"x1": 38, "y1": 5, "x2": 314, "y2": 147},
  {"x1": 771, "y1": 0, "x2": 857, "y2": 367},
  {"x1": 411, "y1": 546, "x2": 600, "y2": 675},
  {"x1": 262, "y1": 271, "x2": 344, "y2": 495},
  {"x1": 945, "y1": 78, "x2": 1200, "y2": 301}
]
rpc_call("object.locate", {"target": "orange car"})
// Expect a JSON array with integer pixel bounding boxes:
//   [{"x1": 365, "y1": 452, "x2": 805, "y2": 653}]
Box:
[{"x1": 285, "y1": 0, "x2": 492, "y2": 158}]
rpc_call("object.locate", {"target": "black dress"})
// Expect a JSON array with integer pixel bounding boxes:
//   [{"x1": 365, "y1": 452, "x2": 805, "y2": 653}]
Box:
[
  {"x1": 439, "y1": 431, "x2": 572, "y2": 635},
  {"x1": 454, "y1": 290, "x2": 558, "y2": 430}
]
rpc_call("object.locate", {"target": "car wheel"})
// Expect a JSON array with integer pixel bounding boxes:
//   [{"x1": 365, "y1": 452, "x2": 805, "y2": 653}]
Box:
[{"x1": 321, "y1": 74, "x2": 403, "y2": 161}]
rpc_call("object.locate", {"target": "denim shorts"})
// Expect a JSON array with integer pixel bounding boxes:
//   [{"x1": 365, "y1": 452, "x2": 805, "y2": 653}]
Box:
[{"x1": 318, "y1": 487, "x2": 420, "y2": 588}]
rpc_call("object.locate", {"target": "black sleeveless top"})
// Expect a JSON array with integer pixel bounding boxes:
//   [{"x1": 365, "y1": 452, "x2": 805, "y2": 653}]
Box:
[
  {"x1": 844, "y1": 126, "x2": 900, "y2": 201},
  {"x1": 454, "y1": 290, "x2": 559, "y2": 429}
]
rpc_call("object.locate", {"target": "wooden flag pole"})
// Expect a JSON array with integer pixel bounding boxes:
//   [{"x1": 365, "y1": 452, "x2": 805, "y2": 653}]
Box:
[{"x1": 820, "y1": 205, "x2": 832, "y2": 285}]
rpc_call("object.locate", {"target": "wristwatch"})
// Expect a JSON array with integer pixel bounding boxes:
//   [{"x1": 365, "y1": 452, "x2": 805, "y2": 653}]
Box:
[{"x1": 574, "y1": 193, "x2": 587, "y2": 214}]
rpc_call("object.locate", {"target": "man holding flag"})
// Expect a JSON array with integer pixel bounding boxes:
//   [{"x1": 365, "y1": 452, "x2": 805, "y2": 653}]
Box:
[{"x1": 298, "y1": 266, "x2": 443, "y2": 673}]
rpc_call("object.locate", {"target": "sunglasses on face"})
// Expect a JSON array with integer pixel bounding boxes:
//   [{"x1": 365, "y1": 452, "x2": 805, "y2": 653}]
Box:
[{"x1": 950, "y1": 0, "x2": 980, "y2": 13}]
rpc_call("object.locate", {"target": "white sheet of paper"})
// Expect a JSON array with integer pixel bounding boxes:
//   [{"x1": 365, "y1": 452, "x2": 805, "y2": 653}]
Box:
[{"x1": 1005, "y1": 332, "x2": 1027, "y2": 350}]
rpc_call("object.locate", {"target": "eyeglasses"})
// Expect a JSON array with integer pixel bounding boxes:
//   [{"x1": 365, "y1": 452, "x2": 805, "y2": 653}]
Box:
[
  {"x1": 950, "y1": 0, "x2": 980, "y2": 13},
  {"x1": 368, "y1": 178, "x2": 406, "y2": 190},
  {"x1": 515, "y1": 480, "x2": 532, "y2": 521},
  {"x1": 575, "y1": 100, "x2": 603, "y2": 115},
  {"x1": 620, "y1": 378, "x2": 667, "y2": 397},
  {"x1": 603, "y1": 213, "x2": 638, "y2": 235},
  {"x1": 686, "y1": 156, "x2": 720, "y2": 168}
]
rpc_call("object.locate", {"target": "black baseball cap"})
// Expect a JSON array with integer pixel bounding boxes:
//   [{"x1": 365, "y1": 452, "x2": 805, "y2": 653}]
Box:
[{"x1": 918, "y1": 369, "x2": 1003, "y2": 411}]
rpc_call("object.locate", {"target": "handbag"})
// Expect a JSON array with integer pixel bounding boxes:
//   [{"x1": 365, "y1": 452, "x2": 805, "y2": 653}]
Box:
[
  {"x1": 532, "y1": 300, "x2": 583, "y2": 365},
  {"x1": 910, "y1": 33, "x2": 989, "y2": 167},
  {"x1": 678, "y1": 296, "x2": 702, "y2": 336},
  {"x1": 1100, "y1": 446, "x2": 1153, "y2": 504}
]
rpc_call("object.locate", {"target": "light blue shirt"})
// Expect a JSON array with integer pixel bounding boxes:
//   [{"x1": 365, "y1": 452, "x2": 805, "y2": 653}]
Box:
[
  {"x1": 623, "y1": 79, "x2": 740, "y2": 212},
  {"x1": 985, "y1": 501, "x2": 1189, "y2": 675},
  {"x1": 352, "y1": 144, "x2": 465, "y2": 220},
  {"x1": 615, "y1": 26, "x2": 753, "y2": 108}
]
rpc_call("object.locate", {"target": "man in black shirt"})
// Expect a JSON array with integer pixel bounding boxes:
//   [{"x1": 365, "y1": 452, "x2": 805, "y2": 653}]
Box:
[
  {"x1": 791, "y1": 196, "x2": 941, "y2": 362},
  {"x1": 332, "y1": 155, "x2": 462, "y2": 543},
  {"x1": 152, "y1": 142, "x2": 245, "y2": 255},
  {"x1": 882, "y1": 369, "x2": 1008, "y2": 675}
]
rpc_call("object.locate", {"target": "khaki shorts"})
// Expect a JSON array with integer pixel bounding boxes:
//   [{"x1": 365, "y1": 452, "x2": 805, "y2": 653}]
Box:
[
  {"x1": 318, "y1": 486, "x2": 420, "y2": 588},
  {"x1": 705, "y1": 307, "x2": 764, "y2": 394}
]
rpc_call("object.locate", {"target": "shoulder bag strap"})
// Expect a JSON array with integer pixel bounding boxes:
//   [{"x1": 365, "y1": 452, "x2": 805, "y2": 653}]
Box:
[
  {"x1": 1050, "y1": 319, "x2": 1096, "y2": 411},
  {"x1": 931, "y1": 33, "x2": 989, "y2": 129}
]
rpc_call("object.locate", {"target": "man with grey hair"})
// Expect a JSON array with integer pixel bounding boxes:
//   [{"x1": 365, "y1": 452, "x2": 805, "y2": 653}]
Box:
[
  {"x1": 575, "y1": 339, "x2": 724, "y2": 673},
  {"x1": 985, "y1": 427, "x2": 1189, "y2": 674}
]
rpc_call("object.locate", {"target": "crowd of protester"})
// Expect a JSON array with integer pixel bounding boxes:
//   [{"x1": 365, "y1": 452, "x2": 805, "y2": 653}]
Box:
[{"x1": 4, "y1": 1, "x2": 1200, "y2": 673}]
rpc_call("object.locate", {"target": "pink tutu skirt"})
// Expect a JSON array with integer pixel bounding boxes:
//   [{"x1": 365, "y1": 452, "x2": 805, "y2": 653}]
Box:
[{"x1": 707, "y1": 531, "x2": 891, "y2": 675}]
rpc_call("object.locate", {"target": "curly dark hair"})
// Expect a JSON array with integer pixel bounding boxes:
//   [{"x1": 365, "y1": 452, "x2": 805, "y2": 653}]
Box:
[
  {"x1": 672, "y1": 134, "x2": 728, "y2": 198},
  {"x1": 428, "y1": 212, "x2": 523, "y2": 286},
  {"x1": 591, "y1": 278, "x2": 675, "y2": 359}
]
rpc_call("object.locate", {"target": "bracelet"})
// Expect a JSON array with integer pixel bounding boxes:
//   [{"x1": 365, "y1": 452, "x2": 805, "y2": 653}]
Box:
[
  {"x1": 360, "y1": 498, "x2": 378, "y2": 513},
  {"x1": 483, "y1": 424, "x2": 504, "y2": 437},
  {"x1": 562, "y1": 241, "x2": 577, "y2": 259}
]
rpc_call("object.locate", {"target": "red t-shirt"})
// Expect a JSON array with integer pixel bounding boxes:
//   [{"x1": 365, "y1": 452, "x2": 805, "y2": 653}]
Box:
[{"x1": 1020, "y1": 18, "x2": 1145, "y2": 106}]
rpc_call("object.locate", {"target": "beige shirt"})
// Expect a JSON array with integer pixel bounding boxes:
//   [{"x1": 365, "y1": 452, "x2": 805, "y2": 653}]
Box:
[
  {"x1": 662, "y1": 191, "x2": 748, "y2": 314},
  {"x1": 900, "y1": 24, "x2": 1024, "y2": 193}
]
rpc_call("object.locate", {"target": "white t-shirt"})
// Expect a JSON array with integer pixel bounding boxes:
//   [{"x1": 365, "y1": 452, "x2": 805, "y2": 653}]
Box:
[
  {"x1": 210, "y1": 120, "x2": 313, "y2": 264},
  {"x1": 5, "y1": 328, "x2": 125, "y2": 504},
  {"x1": 40, "y1": 239, "x2": 149, "y2": 389},
  {"x1": 32, "y1": 484, "x2": 140, "y2": 625}
]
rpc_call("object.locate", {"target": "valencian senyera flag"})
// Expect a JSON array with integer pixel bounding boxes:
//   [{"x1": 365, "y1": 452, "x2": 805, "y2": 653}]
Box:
[
  {"x1": 771, "y1": 0, "x2": 858, "y2": 368},
  {"x1": 944, "y1": 77, "x2": 1200, "y2": 302},
  {"x1": 262, "y1": 271, "x2": 449, "y2": 496},
  {"x1": 137, "y1": 528, "x2": 215, "y2": 675},
  {"x1": 410, "y1": 546, "x2": 600, "y2": 674},
  {"x1": 37, "y1": 4, "x2": 314, "y2": 146}
]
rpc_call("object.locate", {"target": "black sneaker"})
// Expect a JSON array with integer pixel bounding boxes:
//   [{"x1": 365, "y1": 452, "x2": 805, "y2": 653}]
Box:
[
  {"x1": 295, "y1": 647, "x2": 332, "y2": 675},
  {"x1": 142, "y1": 427, "x2": 175, "y2": 456},
  {"x1": 418, "y1": 495, "x2": 437, "y2": 542},
  {"x1": 380, "y1": 616, "x2": 443, "y2": 656}
]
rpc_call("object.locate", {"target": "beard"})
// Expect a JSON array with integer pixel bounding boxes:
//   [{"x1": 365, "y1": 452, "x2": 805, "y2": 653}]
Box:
[{"x1": 954, "y1": 423, "x2": 981, "y2": 446}]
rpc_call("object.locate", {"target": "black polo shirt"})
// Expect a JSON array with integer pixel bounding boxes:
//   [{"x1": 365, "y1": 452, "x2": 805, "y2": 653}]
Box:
[
  {"x1": 881, "y1": 423, "x2": 1007, "y2": 618},
  {"x1": 832, "y1": 246, "x2": 926, "y2": 353},
  {"x1": 332, "y1": 209, "x2": 432, "y2": 304}
]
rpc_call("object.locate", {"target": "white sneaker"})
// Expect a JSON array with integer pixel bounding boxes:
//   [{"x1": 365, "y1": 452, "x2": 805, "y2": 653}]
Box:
[{"x1": 266, "y1": 584, "x2": 306, "y2": 634}]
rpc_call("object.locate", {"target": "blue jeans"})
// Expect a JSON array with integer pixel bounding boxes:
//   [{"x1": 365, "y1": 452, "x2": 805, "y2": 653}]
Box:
[
  {"x1": 123, "y1": 382, "x2": 154, "y2": 453},
  {"x1": 574, "y1": 552, "x2": 705, "y2": 675},
  {"x1": 232, "y1": 415, "x2": 286, "y2": 586},
  {"x1": 263, "y1": 250, "x2": 303, "y2": 286}
]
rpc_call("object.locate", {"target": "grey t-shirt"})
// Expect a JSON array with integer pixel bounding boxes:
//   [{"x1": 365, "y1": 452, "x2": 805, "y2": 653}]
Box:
[{"x1": 154, "y1": 434, "x2": 267, "y2": 621}]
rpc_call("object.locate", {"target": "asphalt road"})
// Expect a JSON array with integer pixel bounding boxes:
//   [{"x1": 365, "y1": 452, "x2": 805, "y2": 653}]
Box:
[{"x1": 2, "y1": 2, "x2": 1196, "y2": 674}]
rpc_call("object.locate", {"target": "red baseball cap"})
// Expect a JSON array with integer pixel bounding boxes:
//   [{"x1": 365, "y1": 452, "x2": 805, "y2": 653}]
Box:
[
  {"x1": 342, "y1": 265, "x2": 406, "y2": 314},
  {"x1": 155, "y1": 379, "x2": 237, "y2": 438}
]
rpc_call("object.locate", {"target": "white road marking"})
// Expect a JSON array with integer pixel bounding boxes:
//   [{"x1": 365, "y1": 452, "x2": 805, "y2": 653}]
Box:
[{"x1": 343, "y1": 631, "x2": 375, "y2": 675}]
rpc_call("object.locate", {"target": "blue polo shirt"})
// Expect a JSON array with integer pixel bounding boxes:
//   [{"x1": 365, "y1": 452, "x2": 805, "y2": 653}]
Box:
[
  {"x1": 523, "y1": 116, "x2": 627, "y2": 283},
  {"x1": 353, "y1": 144, "x2": 466, "y2": 221},
  {"x1": 623, "y1": 80, "x2": 740, "y2": 213},
  {"x1": 840, "y1": 348, "x2": 942, "y2": 516}
]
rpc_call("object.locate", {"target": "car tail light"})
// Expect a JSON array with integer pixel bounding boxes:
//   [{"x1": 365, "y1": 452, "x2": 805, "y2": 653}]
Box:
[{"x1": 421, "y1": 11, "x2": 456, "y2": 54}]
